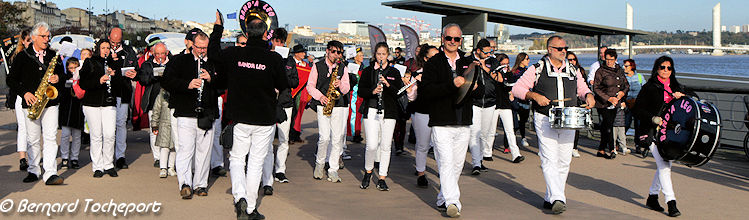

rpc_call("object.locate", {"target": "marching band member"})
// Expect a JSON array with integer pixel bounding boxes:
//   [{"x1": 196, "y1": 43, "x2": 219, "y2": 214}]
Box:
[
  {"x1": 79, "y1": 39, "x2": 122, "y2": 178},
  {"x1": 59, "y1": 57, "x2": 84, "y2": 169},
  {"x1": 6, "y1": 29, "x2": 32, "y2": 171},
  {"x1": 420, "y1": 24, "x2": 474, "y2": 218},
  {"x1": 358, "y1": 42, "x2": 403, "y2": 191},
  {"x1": 306, "y1": 40, "x2": 351, "y2": 183},
  {"x1": 511, "y1": 36, "x2": 595, "y2": 214},
  {"x1": 161, "y1": 31, "x2": 219, "y2": 199},
  {"x1": 467, "y1": 39, "x2": 501, "y2": 175},
  {"x1": 289, "y1": 44, "x2": 311, "y2": 144},
  {"x1": 268, "y1": 28, "x2": 299, "y2": 186},
  {"x1": 109, "y1": 27, "x2": 139, "y2": 169},
  {"x1": 209, "y1": 13, "x2": 288, "y2": 219},
  {"x1": 7, "y1": 22, "x2": 66, "y2": 185},
  {"x1": 408, "y1": 45, "x2": 439, "y2": 188}
]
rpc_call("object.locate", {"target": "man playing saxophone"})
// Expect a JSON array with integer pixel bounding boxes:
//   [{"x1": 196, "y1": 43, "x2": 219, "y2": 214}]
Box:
[
  {"x1": 306, "y1": 40, "x2": 351, "y2": 182},
  {"x1": 6, "y1": 22, "x2": 66, "y2": 185}
]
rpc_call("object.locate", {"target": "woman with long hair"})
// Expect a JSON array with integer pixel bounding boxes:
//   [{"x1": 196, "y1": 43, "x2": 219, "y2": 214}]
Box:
[
  {"x1": 79, "y1": 40, "x2": 122, "y2": 178},
  {"x1": 7, "y1": 29, "x2": 32, "y2": 171},
  {"x1": 508, "y1": 52, "x2": 531, "y2": 148},
  {"x1": 492, "y1": 53, "x2": 524, "y2": 163},
  {"x1": 566, "y1": 51, "x2": 585, "y2": 158},
  {"x1": 633, "y1": 56, "x2": 685, "y2": 217},
  {"x1": 407, "y1": 45, "x2": 439, "y2": 188},
  {"x1": 358, "y1": 42, "x2": 404, "y2": 191}
]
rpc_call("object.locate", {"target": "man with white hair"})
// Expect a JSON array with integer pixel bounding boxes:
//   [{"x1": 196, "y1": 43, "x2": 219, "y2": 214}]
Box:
[{"x1": 7, "y1": 22, "x2": 66, "y2": 185}]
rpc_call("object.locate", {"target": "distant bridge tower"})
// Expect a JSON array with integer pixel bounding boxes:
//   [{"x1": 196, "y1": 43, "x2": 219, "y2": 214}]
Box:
[
  {"x1": 625, "y1": 3, "x2": 635, "y2": 57},
  {"x1": 713, "y1": 3, "x2": 725, "y2": 56}
]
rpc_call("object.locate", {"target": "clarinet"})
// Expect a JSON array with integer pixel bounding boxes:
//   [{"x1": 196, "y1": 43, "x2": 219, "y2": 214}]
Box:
[
  {"x1": 376, "y1": 60, "x2": 384, "y2": 114},
  {"x1": 195, "y1": 55, "x2": 205, "y2": 113},
  {"x1": 104, "y1": 58, "x2": 114, "y2": 103}
]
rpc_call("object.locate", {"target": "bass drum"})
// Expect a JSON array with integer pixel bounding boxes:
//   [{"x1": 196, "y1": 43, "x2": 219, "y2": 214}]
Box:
[{"x1": 655, "y1": 97, "x2": 721, "y2": 167}]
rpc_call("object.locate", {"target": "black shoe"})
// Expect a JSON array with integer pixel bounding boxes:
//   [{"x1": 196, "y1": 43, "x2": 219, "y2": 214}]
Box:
[
  {"x1": 417, "y1": 175, "x2": 428, "y2": 188},
  {"x1": 116, "y1": 157, "x2": 128, "y2": 169},
  {"x1": 646, "y1": 194, "x2": 664, "y2": 211},
  {"x1": 153, "y1": 160, "x2": 160, "y2": 167},
  {"x1": 437, "y1": 203, "x2": 447, "y2": 211},
  {"x1": 61, "y1": 159, "x2": 69, "y2": 169},
  {"x1": 471, "y1": 166, "x2": 481, "y2": 175},
  {"x1": 235, "y1": 198, "x2": 250, "y2": 220},
  {"x1": 248, "y1": 209, "x2": 265, "y2": 220},
  {"x1": 274, "y1": 173, "x2": 289, "y2": 183},
  {"x1": 22, "y1": 172, "x2": 39, "y2": 182},
  {"x1": 376, "y1": 179, "x2": 390, "y2": 191},
  {"x1": 512, "y1": 155, "x2": 526, "y2": 163},
  {"x1": 45, "y1": 175, "x2": 64, "y2": 185},
  {"x1": 263, "y1": 186, "x2": 273, "y2": 195},
  {"x1": 360, "y1": 172, "x2": 372, "y2": 189},
  {"x1": 180, "y1": 184, "x2": 193, "y2": 199},
  {"x1": 352, "y1": 135, "x2": 363, "y2": 143},
  {"x1": 480, "y1": 164, "x2": 488, "y2": 172},
  {"x1": 211, "y1": 166, "x2": 227, "y2": 176},
  {"x1": 597, "y1": 152, "x2": 611, "y2": 159},
  {"x1": 195, "y1": 187, "x2": 208, "y2": 196},
  {"x1": 483, "y1": 156, "x2": 493, "y2": 161},
  {"x1": 667, "y1": 200, "x2": 681, "y2": 217},
  {"x1": 105, "y1": 168, "x2": 118, "y2": 177},
  {"x1": 19, "y1": 158, "x2": 29, "y2": 171},
  {"x1": 93, "y1": 170, "x2": 104, "y2": 178},
  {"x1": 551, "y1": 200, "x2": 566, "y2": 214},
  {"x1": 395, "y1": 149, "x2": 404, "y2": 156},
  {"x1": 70, "y1": 160, "x2": 80, "y2": 169},
  {"x1": 543, "y1": 201, "x2": 552, "y2": 209},
  {"x1": 609, "y1": 151, "x2": 616, "y2": 159},
  {"x1": 641, "y1": 148, "x2": 650, "y2": 158}
]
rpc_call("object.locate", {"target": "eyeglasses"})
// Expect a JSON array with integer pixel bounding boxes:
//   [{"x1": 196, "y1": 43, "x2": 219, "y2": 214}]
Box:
[
  {"x1": 659, "y1": 65, "x2": 674, "y2": 71},
  {"x1": 623, "y1": 65, "x2": 631, "y2": 67},
  {"x1": 549, "y1": 46, "x2": 568, "y2": 52},
  {"x1": 444, "y1": 36, "x2": 462, "y2": 42},
  {"x1": 480, "y1": 49, "x2": 494, "y2": 55},
  {"x1": 605, "y1": 58, "x2": 617, "y2": 61},
  {"x1": 329, "y1": 50, "x2": 343, "y2": 55}
]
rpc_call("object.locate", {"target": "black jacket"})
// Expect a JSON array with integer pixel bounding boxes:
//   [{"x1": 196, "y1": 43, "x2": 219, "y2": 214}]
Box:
[
  {"x1": 470, "y1": 55, "x2": 499, "y2": 108},
  {"x1": 6, "y1": 46, "x2": 66, "y2": 108},
  {"x1": 279, "y1": 58, "x2": 300, "y2": 108},
  {"x1": 358, "y1": 65, "x2": 404, "y2": 119},
  {"x1": 419, "y1": 50, "x2": 475, "y2": 126},
  {"x1": 136, "y1": 56, "x2": 170, "y2": 112},
  {"x1": 633, "y1": 77, "x2": 687, "y2": 145},
  {"x1": 111, "y1": 43, "x2": 138, "y2": 104},
  {"x1": 79, "y1": 56, "x2": 123, "y2": 107},
  {"x1": 160, "y1": 53, "x2": 219, "y2": 119},
  {"x1": 208, "y1": 24, "x2": 289, "y2": 126}
]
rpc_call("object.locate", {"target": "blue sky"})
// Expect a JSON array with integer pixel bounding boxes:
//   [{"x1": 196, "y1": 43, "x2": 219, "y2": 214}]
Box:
[{"x1": 14, "y1": 0, "x2": 749, "y2": 34}]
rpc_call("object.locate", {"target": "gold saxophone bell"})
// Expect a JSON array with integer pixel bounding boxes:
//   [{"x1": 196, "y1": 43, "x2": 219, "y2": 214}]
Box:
[{"x1": 46, "y1": 86, "x2": 58, "y2": 100}]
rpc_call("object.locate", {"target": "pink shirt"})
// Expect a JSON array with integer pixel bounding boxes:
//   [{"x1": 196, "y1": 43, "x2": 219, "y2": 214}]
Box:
[
  {"x1": 511, "y1": 61, "x2": 591, "y2": 101},
  {"x1": 306, "y1": 58, "x2": 351, "y2": 101}
]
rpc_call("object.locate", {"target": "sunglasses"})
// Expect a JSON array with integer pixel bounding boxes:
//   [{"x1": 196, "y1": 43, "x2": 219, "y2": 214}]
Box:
[
  {"x1": 567, "y1": 58, "x2": 575, "y2": 62},
  {"x1": 444, "y1": 36, "x2": 462, "y2": 42},
  {"x1": 480, "y1": 49, "x2": 494, "y2": 55},
  {"x1": 329, "y1": 50, "x2": 343, "y2": 55},
  {"x1": 549, "y1": 46, "x2": 568, "y2": 52},
  {"x1": 659, "y1": 65, "x2": 674, "y2": 71}
]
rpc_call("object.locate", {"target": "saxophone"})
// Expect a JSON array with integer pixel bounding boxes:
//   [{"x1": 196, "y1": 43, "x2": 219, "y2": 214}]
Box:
[
  {"x1": 322, "y1": 58, "x2": 342, "y2": 116},
  {"x1": 27, "y1": 52, "x2": 60, "y2": 120}
]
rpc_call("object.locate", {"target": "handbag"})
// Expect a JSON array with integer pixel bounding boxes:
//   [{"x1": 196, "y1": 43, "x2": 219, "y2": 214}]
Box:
[{"x1": 220, "y1": 122, "x2": 235, "y2": 149}]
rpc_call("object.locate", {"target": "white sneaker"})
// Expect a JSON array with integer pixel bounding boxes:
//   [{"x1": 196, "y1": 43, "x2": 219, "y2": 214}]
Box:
[
  {"x1": 342, "y1": 151, "x2": 352, "y2": 160},
  {"x1": 622, "y1": 148, "x2": 631, "y2": 155},
  {"x1": 571, "y1": 149, "x2": 581, "y2": 158},
  {"x1": 159, "y1": 168, "x2": 167, "y2": 178},
  {"x1": 167, "y1": 167, "x2": 177, "y2": 176},
  {"x1": 327, "y1": 171, "x2": 341, "y2": 183},
  {"x1": 521, "y1": 138, "x2": 529, "y2": 147}
]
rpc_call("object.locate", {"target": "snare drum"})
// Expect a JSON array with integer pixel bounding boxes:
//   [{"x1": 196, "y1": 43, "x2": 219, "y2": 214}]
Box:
[
  {"x1": 655, "y1": 97, "x2": 721, "y2": 167},
  {"x1": 549, "y1": 107, "x2": 592, "y2": 130}
]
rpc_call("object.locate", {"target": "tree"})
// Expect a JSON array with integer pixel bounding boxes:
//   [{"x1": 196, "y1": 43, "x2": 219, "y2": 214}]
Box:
[{"x1": 0, "y1": 2, "x2": 26, "y2": 39}]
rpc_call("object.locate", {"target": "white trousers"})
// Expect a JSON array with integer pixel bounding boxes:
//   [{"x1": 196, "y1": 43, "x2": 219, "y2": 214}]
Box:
[
  {"x1": 469, "y1": 106, "x2": 498, "y2": 166},
  {"x1": 15, "y1": 96, "x2": 28, "y2": 152},
  {"x1": 159, "y1": 148, "x2": 176, "y2": 169},
  {"x1": 148, "y1": 110, "x2": 160, "y2": 161},
  {"x1": 60, "y1": 126, "x2": 82, "y2": 160},
  {"x1": 364, "y1": 108, "x2": 396, "y2": 177},
  {"x1": 498, "y1": 109, "x2": 521, "y2": 159},
  {"x1": 648, "y1": 143, "x2": 676, "y2": 202},
  {"x1": 315, "y1": 106, "x2": 346, "y2": 173},
  {"x1": 211, "y1": 96, "x2": 225, "y2": 169},
  {"x1": 24, "y1": 106, "x2": 60, "y2": 181},
  {"x1": 273, "y1": 107, "x2": 293, "y2": 174},
  {"x1": 230, "y1": 123, "x2": 274, "y2": 212},
  {"x1": 534, "y1": 112, "x2": 575, "y2": 203},
  {"x1": 175, "y1": 117, "x2": 214, "y2": 189},
  {"x1": 433, "y1": 126, "x2": 470, "y2": 211},
  {"x1": 115, "y1": 97, "x2": 128, "y2": 159},
  {"x1": 83, "y1": 106, "x2": 116, "y2": 172},
  {"x1": 412, "y1": 113, "x2": 432, "y2": 173}
]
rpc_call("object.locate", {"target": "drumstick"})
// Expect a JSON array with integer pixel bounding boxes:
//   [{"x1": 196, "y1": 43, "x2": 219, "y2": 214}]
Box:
[{"x1": 551, "y1": 98, "x2": 572, "y2": 102}]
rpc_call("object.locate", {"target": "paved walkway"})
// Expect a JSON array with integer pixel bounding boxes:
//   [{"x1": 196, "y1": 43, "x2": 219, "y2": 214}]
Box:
[{"x1": 0, "y1": 107, "x2": 748, "y2": 219}]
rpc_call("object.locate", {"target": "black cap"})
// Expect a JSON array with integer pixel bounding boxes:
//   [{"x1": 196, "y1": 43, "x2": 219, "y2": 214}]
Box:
[
  {"x1": 185, "y1": 28, "x2": 203, "y2": 41},
  {"x1": 291, "y1": 44, "x2": 307, "y2": 54},
  {"x1": 475, "y1": 39, "x2": 490, "y2": 50}
]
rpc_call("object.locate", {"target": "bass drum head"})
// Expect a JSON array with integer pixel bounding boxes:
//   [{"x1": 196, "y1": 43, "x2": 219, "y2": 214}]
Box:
[{"x1": 655, "y1": 97, "x2": 698, "y2": 161}]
